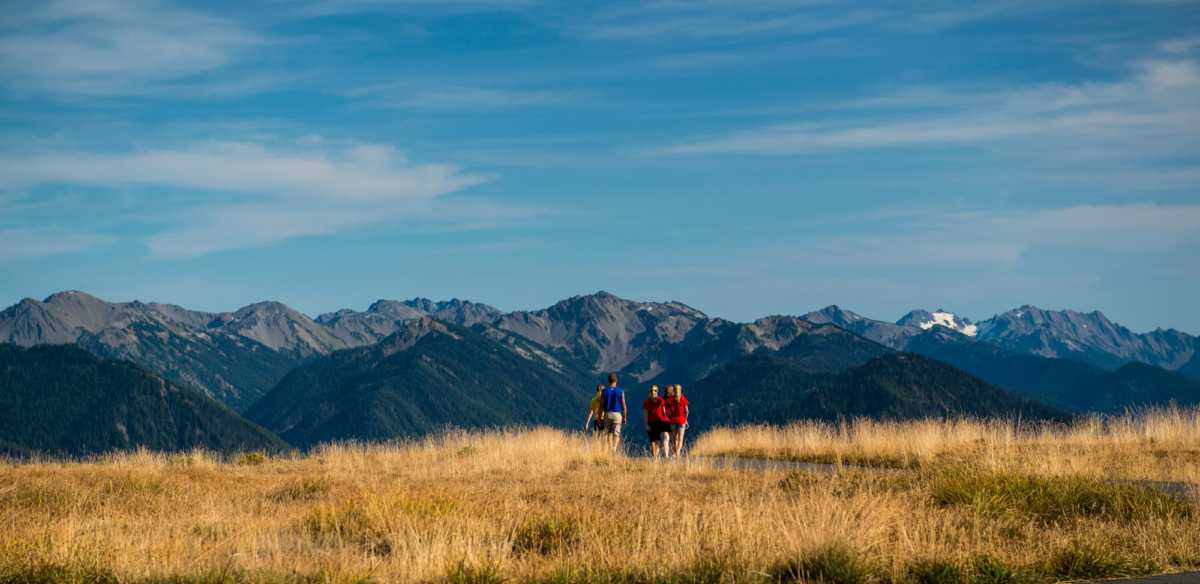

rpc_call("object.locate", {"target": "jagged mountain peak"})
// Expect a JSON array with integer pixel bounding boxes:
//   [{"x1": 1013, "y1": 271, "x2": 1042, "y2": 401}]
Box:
[
  {"x1": 212, "y1": 301, "x2": 343, "y2": 357},
  {"x1": 898, "y1": 308, "x2": 977, "y2": 337},
  {"x1": 42, "y1": 289, "x2": 106, "y2": 304},
  {"x1": 973, "y1": 305, "x2": 1195, "y2": 370},
  {"x1": 362, "y1": 297, "x2": 501, "y2": 324},
  {"x1": 230, "y1": 300, "x2": 303, "y2": 317},
  {"x1": 803, "y1": 305, "x2": 867, "y2": 325},
  {"x1": 495, "y1": 291, "x2": 713, "y2": 374},
  {"x1": 375, "y1": 317, "x2": 456, "y2": 356},
  {"x1": 315, "y1": 308, "x2": 356, "y2": 324},
  {"x1": 365, "y1": 299, "x2": 428, "y2": 319}
]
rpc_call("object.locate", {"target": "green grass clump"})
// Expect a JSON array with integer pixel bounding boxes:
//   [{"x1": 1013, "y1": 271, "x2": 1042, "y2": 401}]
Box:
[
  {"x1": 726, "y1": 449, "x2": 917, "y2": 470},
  {"x1": 930, "y1": 470, "x2": 1192, "y2": 524},
  {"x1": 968, "y1": 557, "x2": 1040, "y2": 584},
  {"x1": 512, "y1": 518, "x2": 582, "y2": 557},
  {"x1": 1042, "y1": 542, "x2": 1134, "y2": 580},
  {"x1": 904, "y1": 560, "x2": 965, "y2": 584},
  {"x1": 0, "y1": 563, "x2": 118, "y2": 584},
  {"x1": 770, "y1": 544, "x2": 878, "y2": 584},
  {"x1": 302, "y1": 501, "x2": 391, "y2": 556},
  {"x1": 444, "y1": 562, "x2": 506, "y2": 584},
  {"x1": 233, "y1": 451, "x2": 268, "y2": 466},
  {"x1": 537, "y1": 557, "x2": 751, "y2": 584},
  {"x1": 268, "y1": 478, "x2": 331, "y2": 503}
]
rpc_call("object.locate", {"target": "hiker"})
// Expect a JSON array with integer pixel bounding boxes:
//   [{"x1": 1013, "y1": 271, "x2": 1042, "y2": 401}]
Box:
[
  {"x1": 600, "y1": 372, "x2": 627, "y2": 452},
  {"x1": 643, "y1": 385, "x2": 670, "y2": 460},
  {"x1": 585, "y1": 383, "x2": 606, "y2": 435},
  {"x1": 664, "y1": 384, "x2": 689, "y2": 458}
]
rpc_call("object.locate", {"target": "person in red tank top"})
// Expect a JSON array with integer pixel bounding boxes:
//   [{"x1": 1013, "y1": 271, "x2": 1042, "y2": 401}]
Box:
[
  {"x1": 642, "y1": 385, "x2": 670, "y2": 460},
  {"x1": 664, "y1": 384, "x2": 689, "y2": 459}
]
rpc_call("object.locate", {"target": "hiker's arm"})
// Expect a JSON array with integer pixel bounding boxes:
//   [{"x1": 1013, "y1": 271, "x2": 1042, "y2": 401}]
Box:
[
  {"x1": 621, "y1": 394, "x2": 627, "y2": 421},
  {"x1": 585, "y1": 411, "x2": 594, "y2": 430}
]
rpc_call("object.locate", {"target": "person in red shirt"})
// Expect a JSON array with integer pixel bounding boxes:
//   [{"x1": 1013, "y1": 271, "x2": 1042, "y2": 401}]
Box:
[
  {"x1": 642, "y1": 385, "x2": 670, "y2": 460},
  {"x1": 664, "y1": 384, "x2": 690, "y2": 459}
]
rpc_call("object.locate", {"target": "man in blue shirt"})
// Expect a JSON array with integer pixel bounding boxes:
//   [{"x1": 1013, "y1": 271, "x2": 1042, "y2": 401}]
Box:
[{"x1": 600, "y1": 372, "x2": 627, "y2": 452}]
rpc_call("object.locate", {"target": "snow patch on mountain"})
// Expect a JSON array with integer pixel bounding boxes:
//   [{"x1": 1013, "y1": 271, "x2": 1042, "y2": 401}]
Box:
[{"x1": 919, "y1": 311, "x2": 978, "y2": 337}]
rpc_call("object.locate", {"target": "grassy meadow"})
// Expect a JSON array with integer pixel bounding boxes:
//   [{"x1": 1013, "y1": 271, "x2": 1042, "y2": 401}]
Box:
[{"x1": 2, "y1": 410, "x2": 1200, "y2": 583}]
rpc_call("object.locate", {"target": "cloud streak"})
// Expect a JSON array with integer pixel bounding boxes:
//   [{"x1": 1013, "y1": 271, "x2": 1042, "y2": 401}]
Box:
[
  {"x1": 0, "y1": 228, "x2": 110, "y2": 261},
  {"x1": 785, "y1": 204, "x2": 1200, "y2": 268},
  {"x1": 2, "y1": 141, "x2": 485, "y2": 202},
  {"x1": 572, "y1": 0, "x2": 1037, "y2": 42},
  {"x1": 651, "y1": 59, "x2": 1200, "y2": 156},
  {"x1": 2, "y1": 139, "x2": 496, "y2": 257},
  {"x1": 345, "y1": 84, "x2": 582, "y2": 111},
  {"x1": 0, "y1": 0, "x2": 269, "y2": 97}
]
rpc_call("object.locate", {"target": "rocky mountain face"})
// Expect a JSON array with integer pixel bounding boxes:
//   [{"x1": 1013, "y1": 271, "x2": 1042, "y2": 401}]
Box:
[
  {"x1": 246, "y1": 318, "x2": 590, "y2": 447},
  {"x1": 209, "y1": 302, "x2": 345, "y2": 357},
  {"x1": 489, "y1": 292, "x2": 880, "y2": 386},
  {"x1": 315, "y1": 298, "x2": 501, "y2": 347},
  {"x1": 897, "y1": 309, "x2": 977, "y2": 336},
  {"x1": 801, "y1": 305, "x2": 914, "y2": 347},
  {"x1": 801, "y1": 303, "x2": 1196, "y2": 376},
  {"x1": 0, "y1": 292, "x2": 507, "y2": 410},
  {"x1": 0, "y1": 292, "x2": 300, "y2": 410},
  {"x1": 973, "y1": 306, "x2": 1196, "y2": 372},
  {"x1": 4, "y1": 289, "x2": 1196, "y2": 442},
  {"x1": 0, "y1": 344, "x2": 287, "y2": 457},
  {"x1": 491, "y1": 291, "x2": 708, "y2": 375}
]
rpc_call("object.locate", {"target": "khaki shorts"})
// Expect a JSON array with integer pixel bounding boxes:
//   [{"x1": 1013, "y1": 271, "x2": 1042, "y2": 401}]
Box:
[{"x1": 604, "y1": 412, "x2": 623, "y2": 436}]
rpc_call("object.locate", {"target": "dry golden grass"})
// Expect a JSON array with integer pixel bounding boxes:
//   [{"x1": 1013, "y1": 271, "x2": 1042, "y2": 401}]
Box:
[
  {"x1": 692, "y1": 406, "x2": 1200, "y2": 482},
  {"x1": 0, "y1": 412, "x2": 1197, "y2": 583}
]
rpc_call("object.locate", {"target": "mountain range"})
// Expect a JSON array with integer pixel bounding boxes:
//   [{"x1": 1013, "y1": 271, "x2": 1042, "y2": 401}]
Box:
[
  {"x1": 802, "y1": 304, "x2": 1197, "y2": 374},
  {"x1": 0, "y1": 344, "x2": 285, "y2": 457},
  {"x1": 247, "y1": 318, "x2": 590, "y2": 448},
  {"x1": 1, "y1": 289, "x2": 1197, "y2": 455}
]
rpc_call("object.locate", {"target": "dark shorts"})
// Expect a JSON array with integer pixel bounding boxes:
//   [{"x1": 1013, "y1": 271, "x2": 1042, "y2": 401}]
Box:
[
  {"x1": 592, "y1": 418, "x2": 606, "y2": 433},
  {"x1": 647, "y1": 420, "x2": 671, "y2": 441}
]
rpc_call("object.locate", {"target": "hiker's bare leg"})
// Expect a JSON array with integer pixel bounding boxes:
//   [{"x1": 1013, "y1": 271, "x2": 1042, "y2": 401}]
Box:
[{"x1": 673, "y1": 426, "x2": 686, "y2": 457}]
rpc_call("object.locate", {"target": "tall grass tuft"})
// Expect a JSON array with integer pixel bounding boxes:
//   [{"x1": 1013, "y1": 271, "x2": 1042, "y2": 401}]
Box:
[
  {"x1": 512, "y1": 518, "x2": 583, "y2": 557},
  {"x1": 1043, "y1": 542, "x2": 1135, "y2": 580},
  {"x1": 930, "y1": 470, "x2": 1193, "y2": 523},
  {"x1": 904, "y1": 560, "x2": 965, "y2": 584},
  {"x1": 769, "y1": 544, "x2": 878, "y2": 584}
]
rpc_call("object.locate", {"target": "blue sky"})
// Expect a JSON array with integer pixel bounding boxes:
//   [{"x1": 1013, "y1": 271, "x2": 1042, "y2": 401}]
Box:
[{"x1": 1, "y1": 0, "x2": 1198, "y2": 332}]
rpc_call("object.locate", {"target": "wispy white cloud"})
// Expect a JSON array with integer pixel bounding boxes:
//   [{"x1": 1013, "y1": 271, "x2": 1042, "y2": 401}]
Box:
[
  {"x1": 1, "y1": 139, "x2": 499, "y2": 257},
  {"x1": 0, "y1": 228, "x2": 110, "y2": 261},
  {"x1": 2, "y1": 140, "x2": 484, "y2": 202},
  {"x1": 783, "y1": 204, "x2": 1200, "y2": 268},
  {"x1": 280, "y1": 0, "x2": 538, "y2": 18},
  {"x1": 0, "y1": 0, "x2": 271, "y2": 97},
  {"x1": 1160, "y1": 35, "x2": 1200, "y2": 54},
  {"x1": 572, "y1": 0, "x2": 1035, "y2": 42},
  {"x1": 346, "y1": 85, "x2": 581, "y2": 111},
  {"x1": 651, "y1": 58, "x2": 1200, "y2": 156},
  {"x1": 146, "y1": 198, "x2": 546, "y2": 257}
]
